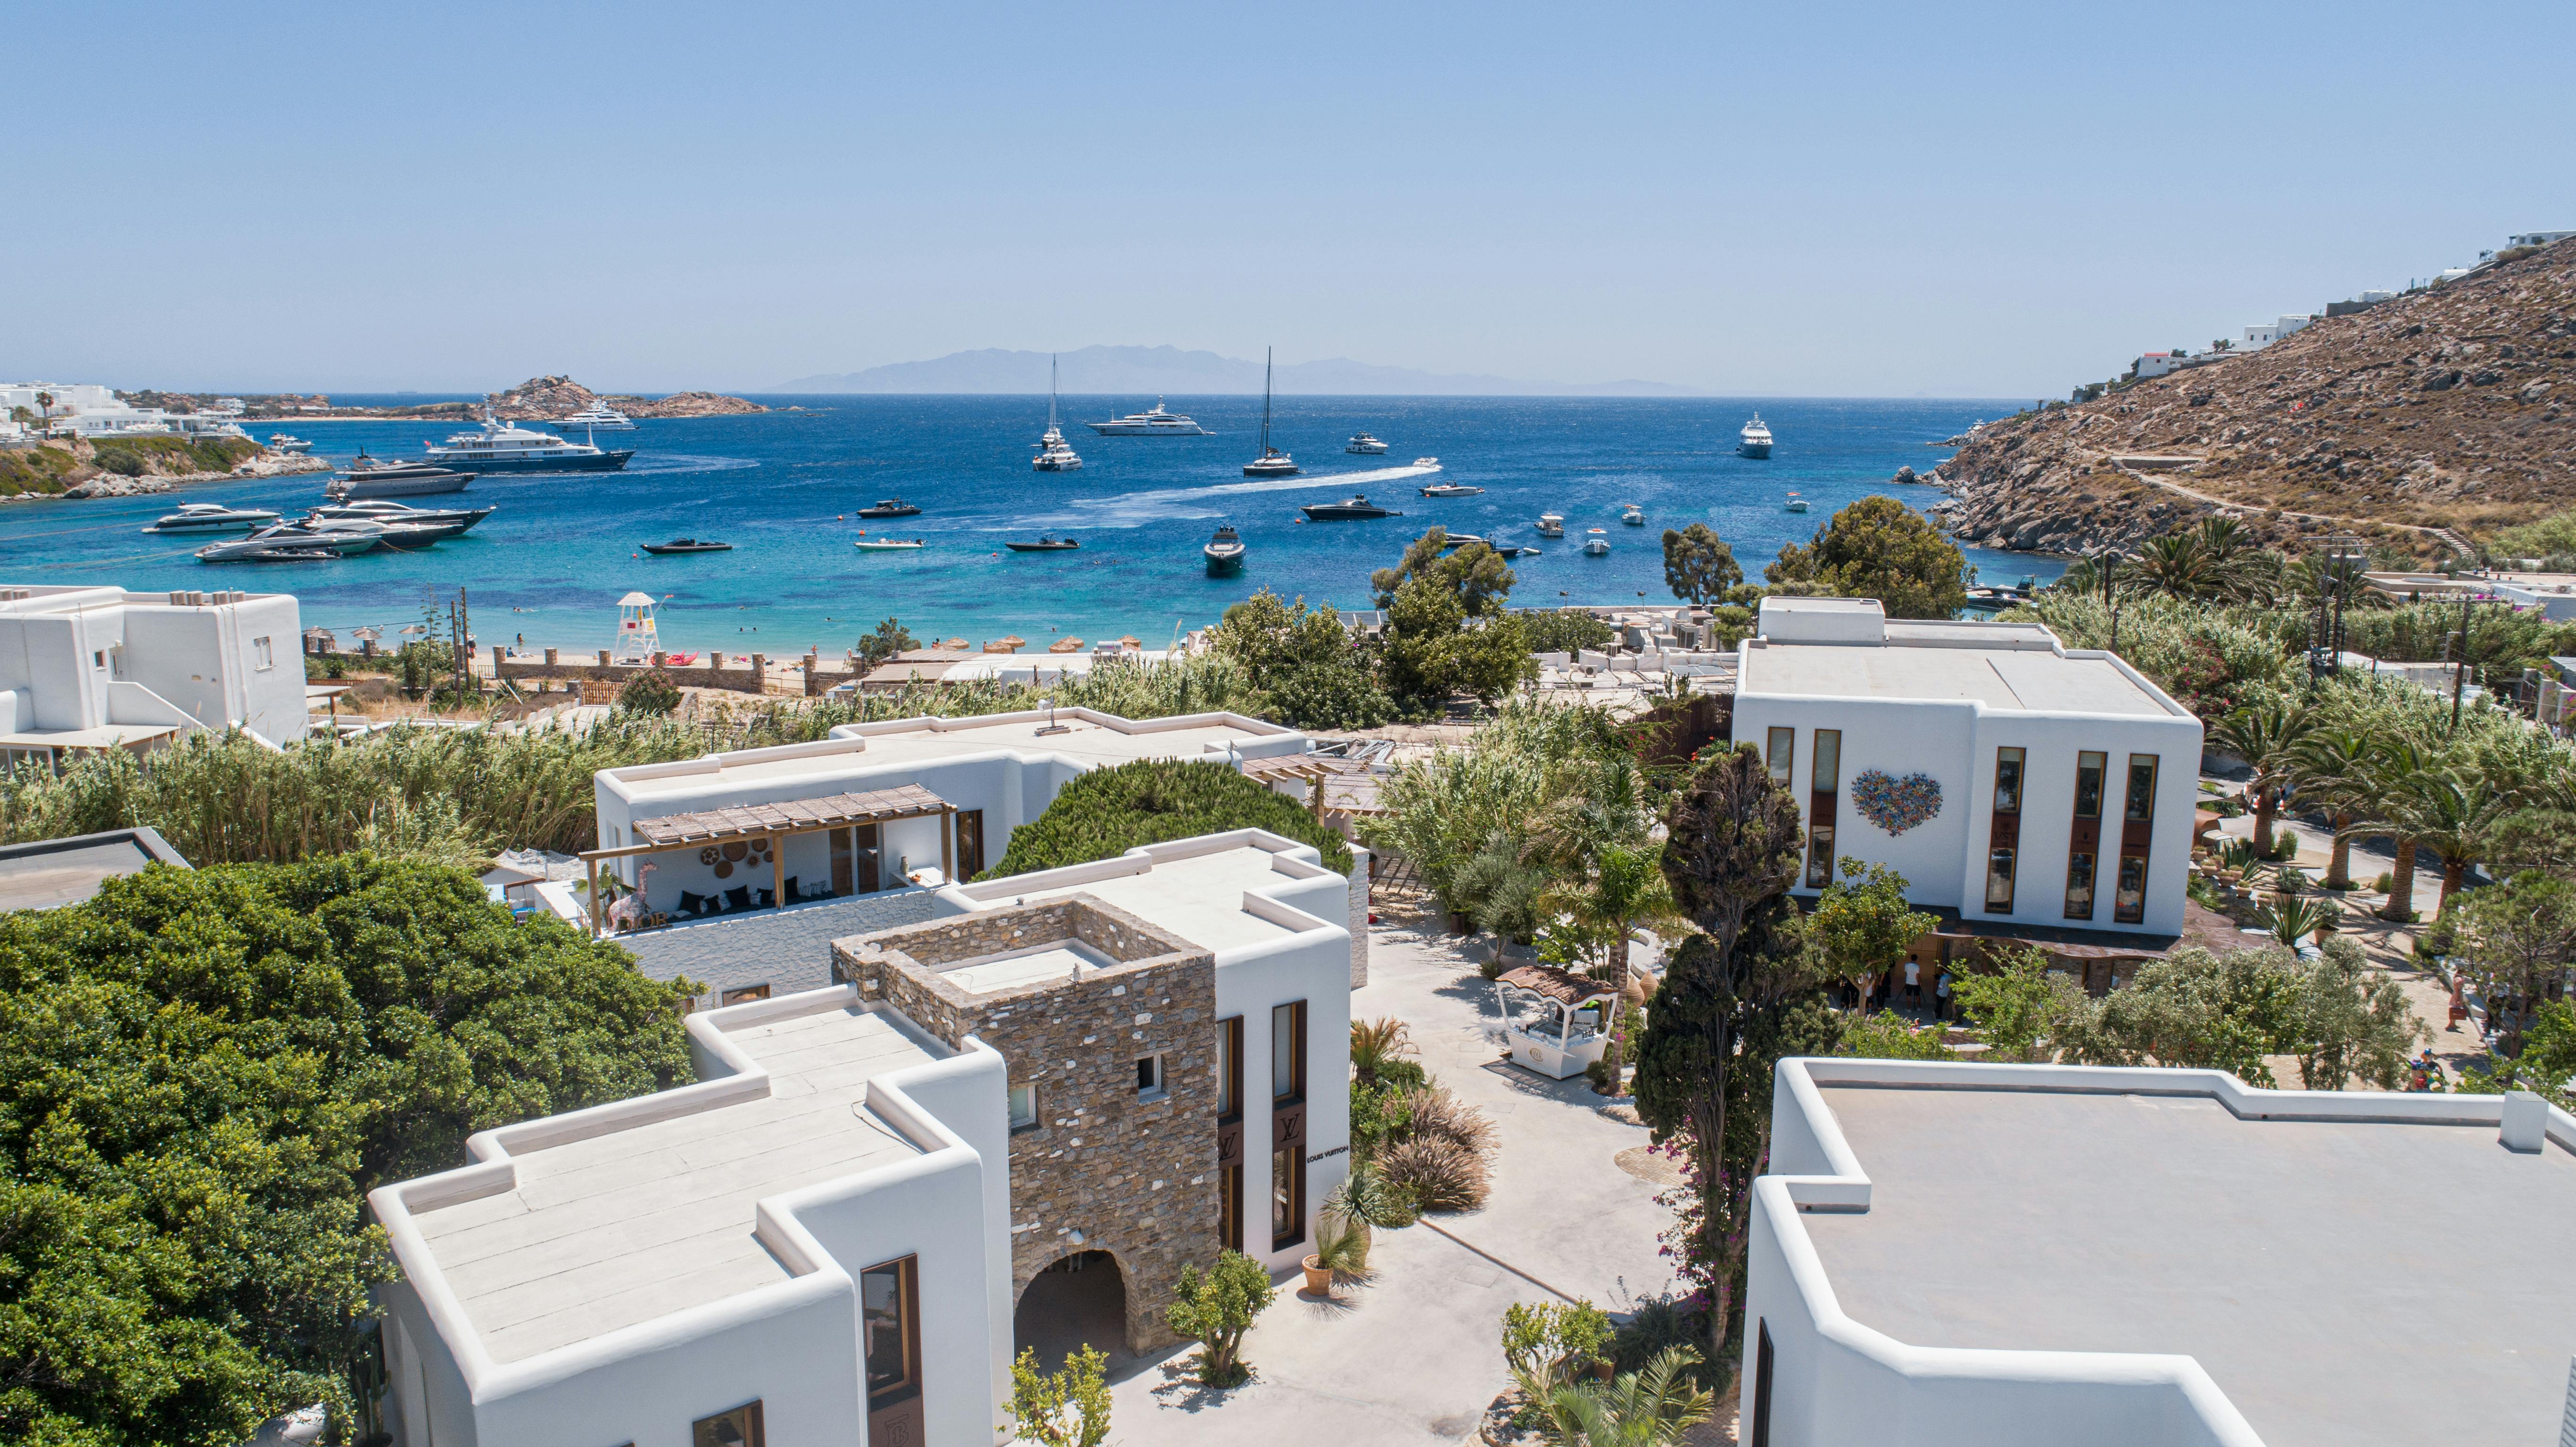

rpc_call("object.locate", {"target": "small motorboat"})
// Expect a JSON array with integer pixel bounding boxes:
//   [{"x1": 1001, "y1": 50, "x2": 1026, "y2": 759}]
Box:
[
  {"x1": 857, "y1": 499, "x2": 922, "y2": 518},
  {"x1": 1437, "y1": 532, "x2": 1489, "y2": 551},
  {"x1": 1299, "y1": 494, "x2": 1401, "y2": 521},
  {"x1": 854, "y1": 537, "x2": 925, "y2": 552},
  {"x1": 1346, "y1": 433, "x2": 1388, "y2": 455},
  {"x1": 265, "y1": 434, "x2": 314, "y2": 454},
  {"x1": 1005, "y1": 534, "x2": 1080, "y2": 552},
  {"x1": 1535, "y1": 512, "x2": 1565, "y2": 538},
  {"x1": 1420, "y1": 483, "x2": 1485, "y2": 498},
  {"x1": 641, "y1": 538, "x2": 734, "y2": 555},
  {"x1": 1412, "y1": 457, "x2": 1440, "y2": 468},
  {"x1": 147, "y1": 502, "x2": 282, "y2": 533},
  {"x1": 1621, "y1": 503, "x2": 1645, "y2": 526},
  {"x1": 1204, "y1": 524, "x2": 1246, "y2": 575},
  {"x1": 1784, "y1": 491, "x2": 1809, "y2": 513},
  {"x1": 1582, "y1": 528, "x2": 1610, "y2": 556}
]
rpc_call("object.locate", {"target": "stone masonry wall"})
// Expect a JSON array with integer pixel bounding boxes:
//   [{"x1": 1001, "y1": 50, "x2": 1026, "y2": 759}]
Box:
[{"x1": 833, "y1": 898, "x2": 1220, "y2": 1353}]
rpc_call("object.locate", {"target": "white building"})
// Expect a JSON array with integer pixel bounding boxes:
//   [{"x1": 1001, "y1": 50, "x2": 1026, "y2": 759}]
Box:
[
  {"x1": 1742, "y1": 1055, "x2": 2576, "y2": 1447},
  {"x1": 2234, "y1": 314, "x2": 2314, "y2": 351},
  {"x1": 2131, "y1": 351, "x2": 2188, "y2": 380},
  {"x1": 1730, "y1": 598, "x2": 2202, "y2": 937},
  {"x1": 2507, "y1": 230, "x2": 2574, "y2": 248},
  {"x1": 372, "y1": 827, "x2": 1358, "y2": 1447},
  {"x1": 0, "y1": 585, "x2": 308, "y2": 766},
  {"x1": 586, "y1": 707, "x2": 1365, "y2": 1004},
  {"x1": 0, "y1": 380, "x2": 248, "y2": 438}
]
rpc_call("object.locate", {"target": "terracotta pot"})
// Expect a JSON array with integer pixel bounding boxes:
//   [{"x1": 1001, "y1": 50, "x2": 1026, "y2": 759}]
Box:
[
  {"x1": 1301, "y1": 1255, "x2": 1332, "y2": 1295},
  {"x1": 1587, "y1": 1358, "x2": 1615, "y2": 1382}
]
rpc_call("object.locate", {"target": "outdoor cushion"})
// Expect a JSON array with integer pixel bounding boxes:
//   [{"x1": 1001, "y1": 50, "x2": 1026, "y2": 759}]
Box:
[
  {"x1": 782, "y1": 875, "x2": 800, "y2": 902},
  {"x1": 677, "y1": 890, "x2": 710, "y2": 916},
  {"x1": 724, "y1": 885, "x2": 752, "y2": 911}
]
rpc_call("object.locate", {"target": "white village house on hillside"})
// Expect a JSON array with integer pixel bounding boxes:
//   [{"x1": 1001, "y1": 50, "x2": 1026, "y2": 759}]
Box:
[{"x1": 0, "y1": 584, "x2": 308, "y2": 766}]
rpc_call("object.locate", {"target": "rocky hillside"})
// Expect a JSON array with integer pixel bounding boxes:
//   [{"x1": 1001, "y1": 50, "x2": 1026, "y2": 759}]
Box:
[
  {"x1": 1937, "y1": 238, "x2": 2576, "y2": 558},
  {"x1": 0, "y1": 435, "x2": 328, "y2": 498},
  {"x1": 490, "y1": 375, "x2": 765, "y2": 419}
]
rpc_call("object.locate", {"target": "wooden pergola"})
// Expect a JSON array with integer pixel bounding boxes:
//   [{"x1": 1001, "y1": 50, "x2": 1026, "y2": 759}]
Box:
[
  {"x1": 578, "y1": 782, "x2": 955, "y2": 938},
  {"x1": 1236, "y1": 753, "x2": 1382, "y2": 825}
]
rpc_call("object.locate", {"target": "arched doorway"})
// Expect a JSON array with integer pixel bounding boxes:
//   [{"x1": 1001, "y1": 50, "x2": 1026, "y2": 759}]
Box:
[{"x1": 1014, "y1": 1250, "x2": 1131, "y2": 1371}]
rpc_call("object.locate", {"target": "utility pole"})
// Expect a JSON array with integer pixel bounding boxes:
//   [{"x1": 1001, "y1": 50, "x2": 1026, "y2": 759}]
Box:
[
  {"x1": 2449, "y1": 593, "x2": 2473, "y2": 733},
  {"x1": 2093, "y1": 545, "x2": 2125, "y2": 653}
]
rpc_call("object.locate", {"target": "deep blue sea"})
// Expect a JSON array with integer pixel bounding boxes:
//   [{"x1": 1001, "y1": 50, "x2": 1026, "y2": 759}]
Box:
[{"x1": 0, "y1": 396, "x2": 2062, "y2": 655}]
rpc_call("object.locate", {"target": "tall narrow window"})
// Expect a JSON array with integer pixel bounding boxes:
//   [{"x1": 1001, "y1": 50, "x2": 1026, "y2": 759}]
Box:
[
  {"x1": 1271, "y1": 1002, "x2": 1305, "y2": 1102},
  {"x1": 860, "y1": 1256, "x2": 922, "y2": 1446},
  {"x1": 1804, "y1": 729, "x2": 1841, "y2": 889},
  {"x1": 1985, "y1": 746, "x2": 2023, "y2": 913},
  {"x1": 955, "y1": 809, "x2": 986, "y2": 880},
  {"x1": 1215, "y1": 1016, "x2": 1244, "y2": 1250},
  {"x1": 2065, "y1": 750, "x2": 2106, "y2": 920},
  {"x1": 829, "y1": 827, "x2": 854, "y2": 896},
  {"x1": 853, "y1": 823, "x2": 882, "y2": 893},
  {"x1": 1271, "y1": 1001, "x2": 1307, "y2": 1250},
  {"x1": 1765, "y1": 727, "x2": 1794, "y2": 790},
  {"x1": 2114, "y1": 754, "x2": 2158, "y2": 924}
]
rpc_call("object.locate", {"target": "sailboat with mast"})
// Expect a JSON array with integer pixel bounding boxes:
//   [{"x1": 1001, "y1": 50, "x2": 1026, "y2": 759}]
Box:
[
  {"x1": 1242, "y1": 346, "x2": 1298, "y2": 477},
  {"x1": 1032, "y1": 355, "x2": 1082, "y2": 471}
]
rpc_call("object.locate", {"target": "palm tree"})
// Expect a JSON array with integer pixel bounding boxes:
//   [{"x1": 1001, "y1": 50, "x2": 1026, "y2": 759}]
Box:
[
  {"x1": 2359, "y1": 736, "x2": 2432, "y2": 923},
  {"x1": 2391, "y1": 764, "x2": 2514, "y2": 918},
  {"x1": 2210, "y1": 698, "x2": 2314, "y2": 855},
  {"x1": 1543, "y1": 843, "x2": 1679, "y2": 1088},
  {"x1": 2131, "y1": 533, "x2": 2223, "y2": 600},
  {"x1": 1525, "y1": 1346, "x2": 1715, "y2": 1447},
  {"x1": 2287, "y1": 726, "x2": 2376, "y2": 889}
]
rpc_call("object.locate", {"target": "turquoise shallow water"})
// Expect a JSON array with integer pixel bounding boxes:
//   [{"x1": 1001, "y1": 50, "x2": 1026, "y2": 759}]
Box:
[{"x1": 0, "y1": 396, "x2": 2061, "y2": 655}]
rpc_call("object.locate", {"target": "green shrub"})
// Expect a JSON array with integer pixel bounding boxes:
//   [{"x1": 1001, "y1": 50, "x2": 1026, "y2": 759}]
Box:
[
  {"x1": 617, "y1": 668, "x2": 684, "y2": 716},
  {"x1": 983, "y1": 757, "x2": 1351, "y2": 878},
  {"x1": 99, "y1": 448, "x2": 147, "y2": 477},
  {"x1": 1167, "y1": 1250, "x2": 1276, "y2": 1385},
  {"x1": 1520, "y1": 608, "x2": 1616, "y2": 655}
]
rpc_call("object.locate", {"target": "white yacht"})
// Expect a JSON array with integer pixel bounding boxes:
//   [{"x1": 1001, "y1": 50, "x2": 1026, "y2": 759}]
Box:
[
  {"x1": 1738, "y1": 414, "x2": 1775, "y2": 459},
  {"x1": 1784, "y1": 491, "x2": 1809, "y2": 513},
  {"x1": 1033, "y1": 355, "x2": 1083, "y2": 472},
  {"x1": 559, "y1": 401, "x2": 636, "y2": 430},
  {"x1": 1582, "y1": 528, "x2": 1611, "y2": 556},
  {"x1": 330, "y1": 454, "x2": 476, "y2": 500},
  {"x1": 147, "y1": 502, "x2": 283, "y2": 533},
  {"x1": 1345, "y1": 433, "x2": 1388, "y2": 454},
  {"x1": 1621, "y1": 503, "x2": 1645, "y2": 526},
  {"x1": 422, "y1": 412, "x2": 633, "y2": 473},
  {"x1": 1243, "y1": 349, "x2": 1297, "y2": 477},
  {"x1": 1086, "y1": 398, "x2": 1208, "y2": 436},
  {"x1": 1535, "y1": 512, "x2": 1564, "y2": 537},
  {"x1": 265, "y1": 433, "x2": 314, "y2": 454}
]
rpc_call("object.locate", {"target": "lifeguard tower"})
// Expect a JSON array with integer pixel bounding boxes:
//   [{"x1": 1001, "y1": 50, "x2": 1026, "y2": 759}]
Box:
[{"x1": 610, "y1": 592, "x2": 661, "y2": 665}]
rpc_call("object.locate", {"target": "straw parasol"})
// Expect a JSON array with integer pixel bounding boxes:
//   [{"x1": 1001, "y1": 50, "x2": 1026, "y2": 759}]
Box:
[{"x1": 1048, "y1": 636, "x2": 1084, "y2": 654}]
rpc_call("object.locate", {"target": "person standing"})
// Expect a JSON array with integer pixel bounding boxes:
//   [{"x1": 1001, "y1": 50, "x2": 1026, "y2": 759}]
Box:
[
  {"x1": 1901, "y1": 958, "x2": 1923, "y2": 1011},
  {"x1": 1934, "y1": 969, "x2": 1953, "y2": 1023}
]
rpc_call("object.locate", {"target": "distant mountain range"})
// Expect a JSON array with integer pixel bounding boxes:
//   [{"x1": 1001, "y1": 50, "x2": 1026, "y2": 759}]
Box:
[{"x1": 772, "y1": 346, "x2": 1699, "y2": 396}]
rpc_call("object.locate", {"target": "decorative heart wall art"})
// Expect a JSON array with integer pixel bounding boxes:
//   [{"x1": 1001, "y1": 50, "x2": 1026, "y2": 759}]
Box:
[{"x1": 1851, "y1": 769, "x2": 1942, "y2": 835}]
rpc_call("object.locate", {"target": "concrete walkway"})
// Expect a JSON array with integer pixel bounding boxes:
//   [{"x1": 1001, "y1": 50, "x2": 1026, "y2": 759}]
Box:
[{"x1": 1100, "y1": 921, "x2": 1681, "y2": 1446}]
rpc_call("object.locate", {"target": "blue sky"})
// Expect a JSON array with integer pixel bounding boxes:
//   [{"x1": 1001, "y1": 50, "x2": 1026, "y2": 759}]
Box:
[{"x1": 8, "y1": 0, "x2": 2571, "y2": 396}]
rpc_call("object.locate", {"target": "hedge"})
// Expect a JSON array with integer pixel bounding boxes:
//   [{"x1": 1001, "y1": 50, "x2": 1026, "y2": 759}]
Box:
[{"x1": 982, "y1": 758, "x2": 1354, "y2": 878}]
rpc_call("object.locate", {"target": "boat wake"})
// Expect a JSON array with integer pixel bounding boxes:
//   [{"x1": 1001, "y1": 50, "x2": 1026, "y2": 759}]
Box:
[
  {"x1": 952, "y1": 462, "x2": 1443, "y2": 531},
  {"x1": 623, "y1": 454, "x2": 762, "y2": 476}
]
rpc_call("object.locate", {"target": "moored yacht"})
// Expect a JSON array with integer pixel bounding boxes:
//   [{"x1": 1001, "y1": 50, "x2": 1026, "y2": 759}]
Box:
[
  {"x1": 265, "y1": 434, "x2": 314, "y2": 454},
  {"x1": 1086, "y1": 398, "x2": 1207, "y2": 436},
  {"x1": 1203, "y1": 524, "x2": 1246, "y2": 575},
  {"x1": 1345, "y1": 433, "x2": 1388, "y2": 454},
  {"x1": 422, "y1": 412, "x2": 633, "y2": 473},
  {"x1": 1582, "y1": 528, "x2": 1610, "y2": 556},
  {"x1": 559, "y1": 401, "x2": 637, "y2": 430},
  {"x1": 1535, "y1": 512, "x2": 1565, "y2": 537},
  {"x1": 147, "y1": 502, "x2": 282, "y2": 533},
  {"x1": 1299, "y1": 494, "x2": 1399, "y2": 521},
  {"x1": 1243, "y1": 348, "x2": 1297, "y2": 477},
  {"x1": 1784, "y1": 491, "x2": 1809, "y2": 513},
  {"x1": 1621, "y1": 503, "x2": 1645, "y2": 526},
  {"x1": 330, "y1": 453, "x2": 477, "y2": 500},
  {"x1": 1420, "y1": 482, "x2": 1484, "y2": 498},
  {"x1": 1033, "y1": 356, "x2": 1083, "y2": 471},
  {"x1": 1738, "y1": 414, "x2": 1775, "y2": 459},
  {"x1": 308, "y1": 499, "x2": 495, "y2": 534},
  {"x1": 196, "y1": 523, "x2": 380, "y2": 562}
]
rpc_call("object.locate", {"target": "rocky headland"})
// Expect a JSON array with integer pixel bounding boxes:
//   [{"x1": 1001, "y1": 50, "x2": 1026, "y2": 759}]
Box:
[
  {"x1": 0, "y1": 435, "x2": 331, "y2": 499},
  {"x1": 487, "y1": 375, "x2": 767, "y2": 419},
  {"x1": 1934, "y1": 238, "x2": 2576, "y2": 559}
]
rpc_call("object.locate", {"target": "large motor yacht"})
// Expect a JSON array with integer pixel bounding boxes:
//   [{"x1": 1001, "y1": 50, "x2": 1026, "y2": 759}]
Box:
[
  {"x1": 265, "y1": 434, "x2": 314, "y2": 454},
  {"x1": 1033, "y1": 355, "x2": 1083, "y2": 471},
  {"x1": 308, "y1": 499, "x2": 496, "y2": 534},
  {"x1": 147, "y1": 502, "x2": 283, "y2": 533},
  {"x1": 329, "y1": 453, "x2": 477, "y2": 500},
  {"x1": 1243, "y1": 348, "x2": 1298, "y2": 477},
  {"x1": 1345, "y1": 433, "x2": 1388, "y2": 455},
  {"x1": 1737, "y1": 414, "x2": 1775, "y2": 459},
  {"x1": 559, "y1": 401, "x2": 636, "y2": 430},
  {"x1": 422, "y1": 412, "x2": 634, "y2": 473},
  {"x1": 1085, "y1": 399, "x2": 1207, "y2": 436}
]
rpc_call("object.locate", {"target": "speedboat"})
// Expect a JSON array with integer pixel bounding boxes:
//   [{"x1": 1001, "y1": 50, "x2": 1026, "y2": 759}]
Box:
[
  {"x1": 857, "y1": 499, "x2": 921, "y2": 518},
  {"x1": 1032, "y1": 356, "x2": 1082, "y2": 471},
  {"x1": 1582, "y1": 528, "x2": 1610, "y2": 556},
  {"x1": 1535, "y1": 512, "x2": 1564, "y2": 537},
  {"x1": 1436, "y1": 533, "x2": 1489, "y2": 551},
  {"x1": 1300, "y1": 494, "x2": 1401, "y2": 521},
  {"x1": 559, "y1": 401, "x2": 636, "y2": 430},
  {"x1": 1204, "y1": 524, "x2": 1246, "y2": 575},
  {"x1": 1085, "y1": 398, "x2": 1208, "y2": 436},
  {"x1": 330, "y1": 453, "x2": 477, "y2": 499},
  {"x1": 1420, "y1": 483, "x2": 1485, "y2": 498},
  {"x1": 146, "y1": 502, "x2": 282, "y2": 533},
  {"x1": 1738, "y1": 414, "x2": 1775, "y2": 459},
  {"x1": 1621, "y1": 503, "x2": 1645, "y2": 526},
  {"x1": 308, "y1": 499, "x2": 495, "y2": 533},
  {"x1": 1243, "y1": 348, "x2": 1297, "y2": 477},
  {"x1": 640, "y1": 538, "x2": 733, "y2": 555},
  {"x1": 1005, "y1": 534, "x2": 1080, "y2": 552},
  {"x1": 422, "y1": 411, "x2": 633, "y2": 473},
  {"x1": 293, "y1": 515, "x2": 452, "y2": 551},
  {"x1": 854, "y1": 537, "x2": 925, "y2": 552},
  {"x1": 196, "y1": 524, "x2": 379, "y2": 562},
  {"x1": 1346, "y1": 433, "x2": 1388, "y2": 454},
  {"x1": 265, "y1": 434, "x2": 314, "y2": 454},
  {"x1": 1784, "y1": 491, "x2": 1809, "y2": 513}
]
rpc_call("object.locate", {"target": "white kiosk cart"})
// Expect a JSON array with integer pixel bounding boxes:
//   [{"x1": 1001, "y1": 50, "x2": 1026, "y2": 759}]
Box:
[{"x1": 1494, "y1": 963, "x2": 1615, "y2": 1080}]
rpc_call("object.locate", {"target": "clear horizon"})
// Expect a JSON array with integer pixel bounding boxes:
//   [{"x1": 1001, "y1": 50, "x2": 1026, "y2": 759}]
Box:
[{"x1": 8, "y1": 0, "x2": 2571, "y2": 398}]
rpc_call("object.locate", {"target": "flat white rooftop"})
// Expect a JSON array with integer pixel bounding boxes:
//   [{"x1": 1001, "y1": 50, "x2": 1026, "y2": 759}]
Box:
[
  {"x1": 1805, "y1": 1083, "x2": 2576, "y2": 1447},
  {"x1": 957, "y1": 843, "x2": 1312, "y2": 953},
  {"x1": 1741, "y1": 641, "x2": 2174, "y2": 716},
  {"x1": 407, "y1": 1003, "x2": 937, "y2": 1363},
  {"x1": 608, "y1": 711, "x2": 1294, "y2": 806}
]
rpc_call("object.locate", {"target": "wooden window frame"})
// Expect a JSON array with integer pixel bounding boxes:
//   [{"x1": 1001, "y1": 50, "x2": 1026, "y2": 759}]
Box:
[
  {"x1": 861, "y1": 1255, "x2": 922, "y2": 1407},
  {"x1": 1804, "y1": 729, "x2": 1841, "y2": 889},
  {"x1": 2065, "y1": 750, "x2": 2107, "y2": 920},
  {"x1": 955, "y1": 808, "x2": 986, "y2": 880},
  {"x1": 719, "y1": 983, "x2": 771, "y2": 1007},
  {"x1": 1271, "y1": 1001, "x2": 1306, "y2": 1105},
  {"x1": 2114, "y1": 754, "x2": 2158, "y2": 924},
  {"x1": 1985, "y1": 746, "x2": 2023, "y2": 913},
  {"x1": 1270, "y1": 1001, "x2": 1308, "y2": 1251},
  {"x1": 1216, "y1": 1016, "x2": 1244, "y2": 1250},
  {"x1": 690, "y1": 1399, "x2": 766, "y2": 1447},
  {"x1": 1765, "y1": 726, "x2": 1795, "y2": 790}
]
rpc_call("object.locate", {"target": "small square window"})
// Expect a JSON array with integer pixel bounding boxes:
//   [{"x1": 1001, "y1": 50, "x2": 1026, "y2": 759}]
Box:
[
  {"x1": 1136, "y1": 1054, "x2": 1166, "y2": 1098},
  {"x1": 691, "y1": 1401, "x2": 764, "y2": 1447},
  {"x1": 1008, "y1": 1082, "x2": 1038, "y2": 1131},
  {"x1": 252, "y1": 635, "x2": 274, "y2": 671}
]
